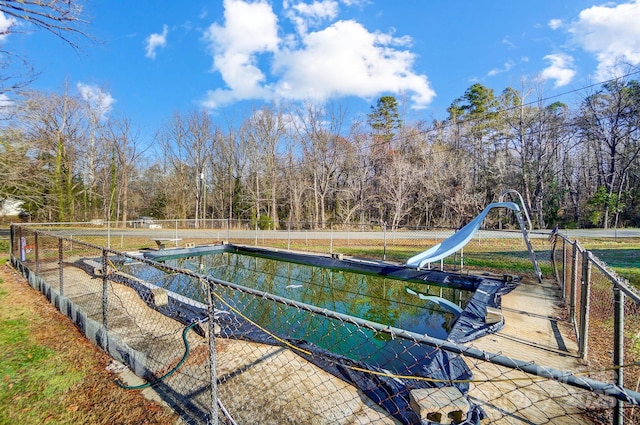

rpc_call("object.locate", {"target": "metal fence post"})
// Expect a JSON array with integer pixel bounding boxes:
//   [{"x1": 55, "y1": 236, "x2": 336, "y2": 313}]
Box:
[
  {"x1": 34, "y1": 233, "x2": 40, "y2": 275},
  {"x1": 102, "y1": 249, "x2": 109, "y2": 333},
  {"x1": 613, "y1": 286, "x2": 625, "y2": 425},
  {"x1": 569, "y1": 241, "x2": 578, "y2": 326},
  {"x1": 561, "y1": 238, "x2": 567, "y2": 300},
  {"x1": 10, "y1": 225, "x2": 15, "y2": 259},
  {"x1": 330, "y1": 223, "x2": 333, "y2": 254},
  {"x1": 255, "y1": 221, "x2": 258, "y2": 246},
  {"x1": 578, "y1": 250, "x2": 592, "y2": 360},
  {"x1": 206, "y1": 279, "x2": 219, "y2": 425},
  {"x1": 18, "y1": 227, "x2": 25, "y2": 262},
  {"x1": 58, "y1": 238, "x2": 64, "y2": 296},
  {"x1": 383, "y1": 223, "x2": 386, "y2": 261}
]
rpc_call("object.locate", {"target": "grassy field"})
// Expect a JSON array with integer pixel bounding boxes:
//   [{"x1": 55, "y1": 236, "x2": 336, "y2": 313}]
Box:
[
  {"x1": 0, "y1": 238, "x2": 82, "y2": 424},
  {"x1": 580, "y1": 238, "x2": 640, "y2": 288},
  {"x1": 0, "y1": 285, "x2": 85, "y2": 424}
]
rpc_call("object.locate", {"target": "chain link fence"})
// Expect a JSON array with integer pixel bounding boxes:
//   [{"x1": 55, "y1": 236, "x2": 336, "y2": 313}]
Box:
[
  {"x1": 551, "y1": 234, "x2": 640, "y2": 424},
  {"x1": 9, "y1": 221, "x2": 640, "y2": 424}
]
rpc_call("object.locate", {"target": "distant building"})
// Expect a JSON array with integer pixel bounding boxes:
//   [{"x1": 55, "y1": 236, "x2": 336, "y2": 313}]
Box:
[{"x1": 0, "y1": 198, "x2": 24, "y2": 217}]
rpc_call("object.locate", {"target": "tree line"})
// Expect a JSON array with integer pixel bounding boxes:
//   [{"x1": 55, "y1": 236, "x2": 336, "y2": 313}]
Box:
[{"x1": 2, "y1": 77, "x2": 640, "y2": 230}]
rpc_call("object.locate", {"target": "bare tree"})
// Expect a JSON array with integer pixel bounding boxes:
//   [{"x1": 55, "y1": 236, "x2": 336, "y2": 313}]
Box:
[
  {"x1": 500, "y1": 80, "x2": 571, "y2": 228},
  {"x1": 186, "y1": 110, "x2": 214, "y2": 226},
  {"x1": 0, "y1": 125, "x2": 48, "y2": 215},
  {"x1": 244, "y1": 105, "x2": 286, "y2": 229},
  {"x1": 103, "y1": 115, "x2": 147, "y2": 224},
  {"x1": 76, "y1": 84, "x2": 113, "y2": 220},
  {"x1": 378, "y1": 156, "x2": 419, "y2": 230},
  {"x1": 156, "y1": 110, "x2": 212, "y2": 222},
  {"x1": 0, "y1": 0, "x2": 87, "y2": 47},
  {"x1": 19, "y1": 87, "x2": 87, "y2": 221},
  {"x1": 283, "y1": 144, "x2": 310, "y2": 226},
  {"x1": 0, "y1": 1, "x2": 89, "y2": 95},
  {"x1": 576, "y1": 79, "x2": 640, "y2": 228},
  {"x1": 292, "y1": 101, "x2": 347, "y2": 229},
  {"x1": 334, "y1": 120, "x2": 375, "y2": 225},
  {"x1": 215, "y1": 120, "x2": 248, "y2": 221}
]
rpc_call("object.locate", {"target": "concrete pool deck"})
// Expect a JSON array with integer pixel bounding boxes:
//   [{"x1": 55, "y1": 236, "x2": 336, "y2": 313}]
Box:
[{"x1": 466, "y1": 277, "x2": 602, "y2": 424}]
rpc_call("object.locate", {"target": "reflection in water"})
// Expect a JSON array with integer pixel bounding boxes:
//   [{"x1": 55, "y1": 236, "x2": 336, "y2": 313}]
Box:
[{"x1": 124, "y1": 251, "x2": 474, "y2": 371}]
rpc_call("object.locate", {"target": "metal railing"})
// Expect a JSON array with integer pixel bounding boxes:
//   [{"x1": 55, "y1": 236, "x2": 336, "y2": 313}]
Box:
[{"x1": 552, "y1": 233, "x2": 640, "y2": 425}]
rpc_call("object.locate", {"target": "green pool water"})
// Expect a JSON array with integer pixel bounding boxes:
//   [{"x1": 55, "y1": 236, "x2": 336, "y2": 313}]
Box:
[{"x1": 123, "y1": 250, "x2": 474, "y2": 371}]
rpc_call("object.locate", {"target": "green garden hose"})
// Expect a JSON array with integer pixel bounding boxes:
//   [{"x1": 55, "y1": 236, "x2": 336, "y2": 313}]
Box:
[{"x1": 115, "y1": 320, "x2": 201, "y2": 390}]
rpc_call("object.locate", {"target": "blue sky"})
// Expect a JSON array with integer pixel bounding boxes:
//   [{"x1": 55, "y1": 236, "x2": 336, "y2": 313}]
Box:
[{"x1": 4, "y1": 0, "x2": 640, "y2": 139}]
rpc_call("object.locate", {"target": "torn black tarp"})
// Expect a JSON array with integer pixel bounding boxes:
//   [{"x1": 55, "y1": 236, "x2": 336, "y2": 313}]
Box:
[{"x1": 447, "y1": 277, "x2": 519, "y2": 343}]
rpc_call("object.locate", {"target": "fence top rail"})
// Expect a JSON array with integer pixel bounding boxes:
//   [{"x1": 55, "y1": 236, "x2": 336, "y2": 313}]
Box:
[
  {"x1": 588, "y1": 251, "x2": 640, "y2": 304},
  {"x1": 556, "y1": 232, "x2": 640, "y2": 305}
]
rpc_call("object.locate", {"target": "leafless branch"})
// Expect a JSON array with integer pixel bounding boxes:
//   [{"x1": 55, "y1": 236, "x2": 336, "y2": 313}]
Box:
[{"x1": 0, "y1": 0, "x2": 89, "y2": 49}]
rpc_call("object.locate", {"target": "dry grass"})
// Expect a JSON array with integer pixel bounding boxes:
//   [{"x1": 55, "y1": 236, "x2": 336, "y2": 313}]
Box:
[{"x1": 0, "y1": 263, "x2": 179, "y2": 425}]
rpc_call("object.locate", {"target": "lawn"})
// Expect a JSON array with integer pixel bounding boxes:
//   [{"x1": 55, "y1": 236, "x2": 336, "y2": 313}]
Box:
[{"x1": 0, "y1": 235, "x2": 177, "y2": 425}]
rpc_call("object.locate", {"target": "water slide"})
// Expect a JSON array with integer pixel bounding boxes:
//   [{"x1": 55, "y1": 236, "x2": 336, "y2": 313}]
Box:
[{"x1": 406, "y1": 201, "x2": 542, "y2": 282}]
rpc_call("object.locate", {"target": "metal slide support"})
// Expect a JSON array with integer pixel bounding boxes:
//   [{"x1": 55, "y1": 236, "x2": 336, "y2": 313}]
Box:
[
  {"x1": 499, "y1": 189, "x2": 534, "y2": 232},
  {"x1": 514, "y1": 210, "x2": 543, "y2": 282},
  {"x1": 499, "y1": 189, "x2": 541, "y2": 282}
]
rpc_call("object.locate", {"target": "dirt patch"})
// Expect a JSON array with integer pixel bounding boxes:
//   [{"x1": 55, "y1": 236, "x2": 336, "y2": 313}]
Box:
[{"x1": 0, "y1": 262, "x2": 179, "y2": 425}]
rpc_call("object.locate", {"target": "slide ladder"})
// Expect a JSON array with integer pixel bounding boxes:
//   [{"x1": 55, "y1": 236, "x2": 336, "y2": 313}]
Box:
[{"x1": 406, "y1": 202, "x2": 542, "y2": 282}]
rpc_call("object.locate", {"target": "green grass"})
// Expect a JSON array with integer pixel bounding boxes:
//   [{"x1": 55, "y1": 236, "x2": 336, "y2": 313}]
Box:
[
  {"x1": 0, "y1": 239, "x2": 8, "y2": 265},
  {"x1": 0, "y1": 277, "x2": 85, "y2": 425},
  {"x1": 577, "y1": 239, "x2": 640, "y2": 288}
]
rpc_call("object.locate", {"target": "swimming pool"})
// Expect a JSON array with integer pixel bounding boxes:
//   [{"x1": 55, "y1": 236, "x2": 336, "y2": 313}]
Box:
[
  {"x1": 128, "y1": 248, "x2": 471, "y2": 338},
  {"x1": 111, "y1": 244, "x2": 515, "y2": 423},
  {"x1": 116, "y1": 245, "x2": 513, "y2": 371}
]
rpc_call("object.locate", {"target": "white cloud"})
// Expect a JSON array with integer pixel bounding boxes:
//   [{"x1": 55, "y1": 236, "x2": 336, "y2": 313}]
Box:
[
  {"x1": 0, "y1": 93, "x2": 13, "y2": 116},
  {"x1": 339, "y1": 0, "x2": 367, "y2": 6},
  {"x1": 569, "y1": 0, "x2": 640, "y2": 81},
  {"x1": 273, "y1": 20, "x2": 435, "y2": 107},
  {"x1": 0, "y1": 11, "x2": 16, "y2": 42},
  {"x1": 202, "y1": 0, "x2": 435, "y2": 110},
  {"x1": 541, "y1": 53, "x2": 576, "y2": 87},
  {"x1": 145, "y1": 24, "x2": 169, "y2": 59},
  {"x1": 502, "y1": 37, "x2": 515, "y2": 48},
  {"x1": 284, "y1": 0, "x2": 339, "y2": 34},
  {"x1": 488, "y1": 61, "x2": 514, "y2": 76},
  {"x1": 548, "y1": 19, "x2": 562, "y2": 30},
  {"x1": 202, "y1": 0, "x2": 279, "y2": 107},
  {"x1": 77, "y1": 83, "x2": 116, "y2": 120}
]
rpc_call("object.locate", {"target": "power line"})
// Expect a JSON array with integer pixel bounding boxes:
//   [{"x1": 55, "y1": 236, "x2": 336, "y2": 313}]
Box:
[{"x1": 279, "y1": 68, "x2": 640, "y2": 176}]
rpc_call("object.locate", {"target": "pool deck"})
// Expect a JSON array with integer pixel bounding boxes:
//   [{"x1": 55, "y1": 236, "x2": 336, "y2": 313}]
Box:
[
  {"x1": 467, "y1": 277, "x2": 601, "y2": 424},
  {"x1": 473, "y1": 276, "x2": 580, "y2": 367}
]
